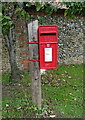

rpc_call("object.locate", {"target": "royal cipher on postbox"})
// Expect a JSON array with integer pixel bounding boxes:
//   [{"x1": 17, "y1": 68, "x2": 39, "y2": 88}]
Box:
[{"x1": 38, "y1": 25, "x2": 58, "y2": 69}]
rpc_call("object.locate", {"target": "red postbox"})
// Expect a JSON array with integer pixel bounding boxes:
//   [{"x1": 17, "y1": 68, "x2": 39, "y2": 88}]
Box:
[{"x1": 38, "y1": 25, "x2": 58, "y2": 69}]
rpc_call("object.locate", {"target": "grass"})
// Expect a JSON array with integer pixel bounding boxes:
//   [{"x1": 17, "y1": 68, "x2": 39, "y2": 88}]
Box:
[
  {"x1": 42, "y1": 65, "x2": 83, "y2": 118},
  {"x1": 2, "y1": 64, "x2": 84, "y2": 118}
]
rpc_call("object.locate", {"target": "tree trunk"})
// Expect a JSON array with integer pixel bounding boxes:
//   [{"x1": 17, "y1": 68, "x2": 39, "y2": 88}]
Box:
[{"x1": 5, "y1": 28, "x2": 21, "y2": 82}]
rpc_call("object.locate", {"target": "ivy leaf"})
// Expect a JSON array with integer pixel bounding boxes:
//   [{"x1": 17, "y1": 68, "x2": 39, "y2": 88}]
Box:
[
  {"x1": 38, "y1": 16, "x2": 45, "y2": 24},
  {"x1": 8, "y1": 21, "x2": 13, "y2": 26},
  {"x1": 64, "y1": 11, "x2": 68, "y2": 16},
  {"x1": 0, "y1": 12, "x2": 2, "y2": 17},
  {"x1": 21, "y1": 10, "x2": 26, "y2": 16},
  {"x1": 45, "y1": 4, "x2": 54, "y2": 15},
  {"x1": 26, "y1": 2, "x2": 31, "y2": 7},
  {"x1": 53, "y1": 7, "x2": 59, "y2": 12},
  {"x1": 45, "y1": 7, "x2": 52, "y2": 15},
  {"x1": 2, "y1": 21, "x2": 13, "y2": 27},
  {"x1": 2, "y1": 22, "x2": 7, "y2": 26},
  {"x1": 35, "y1": 2, "x2": 42, "y2": 11},
  {"x1": 4, "y1": 16, "x2": 11, "y2": 20},
  {"x1": 26, "y1": 14, "x2": 30, "y2": 21},
  {"x1": 0, "y1": 14, "x2": 3, "y2": 22},
  {"x1": 15, "y1": 8, "x2": 21, "y2": 14}
]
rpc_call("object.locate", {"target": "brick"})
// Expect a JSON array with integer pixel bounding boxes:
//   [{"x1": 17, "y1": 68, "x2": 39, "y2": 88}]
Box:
[
  {"x1": 20, "y1": 52, "x2": 28, "y2": 55},
  {"x1": 23, "y1": 67, "x2": 28, "y2": 71},
  {"x1": 19, "y1": 35, "x2": 25, "y2": 42},
  {"x1": 22, "y1": 57, "x2": 28, "y2": 59},
  {"x1": 20, "y1": 43, "x2": 25, "y2": 48},
  {"x1": 20, "y1": 60, "x2": 28, "y2": 64}
]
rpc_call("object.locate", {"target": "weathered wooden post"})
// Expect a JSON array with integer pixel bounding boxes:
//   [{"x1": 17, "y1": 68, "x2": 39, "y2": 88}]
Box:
[{"x1": 28, "y1": 20, "x2": 41, "y2": 108}]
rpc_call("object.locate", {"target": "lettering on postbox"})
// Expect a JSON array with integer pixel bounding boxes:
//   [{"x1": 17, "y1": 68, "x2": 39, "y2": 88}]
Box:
[{"x1": 38, "y1": 25, "x2": 58, "y2": 69}]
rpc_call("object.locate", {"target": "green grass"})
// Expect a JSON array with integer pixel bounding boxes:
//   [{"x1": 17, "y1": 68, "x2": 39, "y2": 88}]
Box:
[
  {"x1": 42, "y1": 65, "x2": 83, "y2": 118},
  {"x1": 2, "y1": 72, "x2": 10, "y2": 83},
  {"x1": 2, "y1": 64, "x2": 84, "y2": 118}
]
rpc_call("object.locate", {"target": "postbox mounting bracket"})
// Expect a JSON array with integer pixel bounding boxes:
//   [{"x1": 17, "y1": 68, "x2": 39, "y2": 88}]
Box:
[
  {"x1": 27, "y1": 42, "x2": 40, "y2": 62},
  {"x1": 27, "y1": 42, "x2": 58, "y2": 44},
  {"x1": 28, "y1": 59, "x2": 40, "y2": 62},
  {"x1": 27, "y1": 42, "x2": 39, "y2": 44},
  {"x1": 26, "y1": 42, "x2": 58, "y2": 62}
]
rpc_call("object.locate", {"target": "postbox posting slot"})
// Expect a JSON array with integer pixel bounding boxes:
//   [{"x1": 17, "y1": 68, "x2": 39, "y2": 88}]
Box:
[{"x1": 40, "y1": 33, "x2": 56, "y2": 35}]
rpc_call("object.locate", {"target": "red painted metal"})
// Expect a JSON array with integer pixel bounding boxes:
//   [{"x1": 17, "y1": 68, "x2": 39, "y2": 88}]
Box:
[
  {"x1": 40, "y1": 42, "x2": 58, "y2": 44},
  {"x1": 28, "y1": 59, "x2": 40, "y2": 61},
  {"x1": 27, "y1": 42, "x2": 58, "y2": 44},
  {"x1": 27, "y1": 42, "x2": 39, "y2": 44},
  {"x1": 38, "y1": 25, "x2": 58, "y2": 69}
]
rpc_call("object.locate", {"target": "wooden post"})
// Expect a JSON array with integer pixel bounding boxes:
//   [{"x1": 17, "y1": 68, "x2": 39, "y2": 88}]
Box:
[{"x1": 28, "y1": 20, "x2": 41, "y2": 108}]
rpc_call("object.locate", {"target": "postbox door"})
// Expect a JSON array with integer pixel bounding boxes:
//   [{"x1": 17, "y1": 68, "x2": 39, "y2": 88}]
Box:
[{"x1": 39, "y1": 43, "x2": 58, "y2": 69}]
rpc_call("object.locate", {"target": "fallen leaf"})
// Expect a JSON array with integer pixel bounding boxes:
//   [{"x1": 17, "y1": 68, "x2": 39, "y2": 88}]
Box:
[
  {"x1": 49, "y1": 115, "x2": 56, "y2": 118},
  {"x1": 64, "y1": 71, "x2": 68, "y2": 73},
  {"x1": 6, "y1": 104, "x2": 9, "y2": 107},
  {"x1": 69, "y1": 93, "x2": 73, "y2": 95},
  {"x1": 17, "y1": 106, "x2": 21, "y2": 110},
  {"x1": 74, "y1": 98, "x2": 77, "y2": 101},
  {"x1": 21, "y1": 75, "x2": 24, "y2": 77},
  {"x1": 62, "y1": 79, "x2": 65, "y2": 82},
  {"x1": 61, "y1": 112, "x2": 64, "y2": 114},
  {"x1": 63, "y1": 98, "x2": 68, "y2": 101},
  {"x1": 18, "y1": 84, "x2": 21, "y2": 86},
  {"x1": 68, "y1": 76, "x2": 72, "y2": 78}
]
